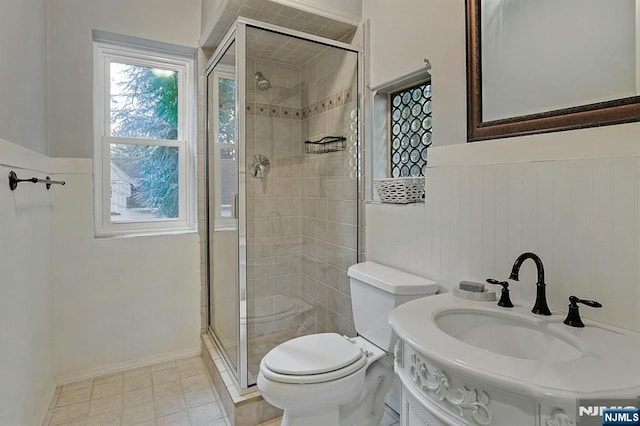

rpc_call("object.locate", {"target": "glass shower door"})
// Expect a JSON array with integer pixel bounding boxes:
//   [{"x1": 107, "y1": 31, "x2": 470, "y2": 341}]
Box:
[
  {"x1": 206, "y1": 20, "x2": 361, "y2": 390},
  {"x1": 207, "y1": 40, "x2": 239, "y2": 372}
]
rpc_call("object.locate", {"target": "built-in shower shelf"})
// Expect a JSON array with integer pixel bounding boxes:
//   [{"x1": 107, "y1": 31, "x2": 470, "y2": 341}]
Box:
[{"x1": 304, "y1": 136, "x2": 346, "y2": 154}]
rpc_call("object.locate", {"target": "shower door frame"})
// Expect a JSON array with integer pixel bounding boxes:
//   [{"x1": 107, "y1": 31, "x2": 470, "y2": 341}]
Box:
[{"x1": 206, "y1": 16, "x2": 363, "y2": 392}]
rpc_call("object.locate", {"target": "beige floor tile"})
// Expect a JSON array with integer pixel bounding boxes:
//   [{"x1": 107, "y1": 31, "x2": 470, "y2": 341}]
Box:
[
  {"x1": 181, "y1": 374, "x2": 210, "y2": 393},
  {"x1": 93, "y1": 373, "x2": 123, "y2": 386},
  {"x1": 184, "y1": 387, "x2": 215, "y2": 408},
  {"x1": 152, "y1": 366, "x2": 180, "y2": 385},
  {"x1": 154, "y1": 395, "x2": 187, "y2": 418},
  {"x1": 154, "y1": 379, "x2": 183, "y2": 400},
  {"x1": 85, "y1": 411, "x2": 121, "y2": 426},
  {"x1": 178, "y1": 363, "x2": 207, "y2": 379},
  {"x1": 188, "y1": 402, "x2": 224, "y2": 425},
  {"x1": 157, "y1": 411, "x2": 191, "y2": 426},
  {"x1": 124, "y1": 373, "x2": 152, "y2": 392},
  {"x1": 123, "y1": 387, "x2": 153, "y2": 409},
  {"x1": 151, "y1": 360, "x2": 177, "y2": 371},
  {"x1": 88, "y1": 395, "x2": 122, "y2": 418},
  {"x1": 61, "y1": 379, "x2": 93, "y2": 393},
  {"x1": 130, "y1": 421, "x2": 155, "y2": 426},
  {"x1": 208, "y1": 418, "x2": 230, "y2": 426},
  {"x1": 49, "y1": 401, "x2": 90, "y2": 426},
  {"x1": 257, "y1": 417, "x2": 281, "y2": 426},
  {"x1": 49, "y1": 357, "x2": 226, "y2": 426},
  {"x1": 121, "y1": 402, "x2": 155, "y2": 426},
  {"x1": 57, "y1": 387, "x2": 92, "y2": 407},
  {"x1": 176, "y1": 356, "x2": 202, "y2": 367},
  {"x1": 123, "y1": 366, "x2": 151, "y2": 378},
  {"x1": 92, "y1": 381, "x2": 122, "y2": 400}
]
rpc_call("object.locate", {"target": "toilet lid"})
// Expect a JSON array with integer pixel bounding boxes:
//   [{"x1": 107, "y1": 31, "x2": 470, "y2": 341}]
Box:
[{"x1": 263, "y1": 333, "x2": 363, "y2": 376}]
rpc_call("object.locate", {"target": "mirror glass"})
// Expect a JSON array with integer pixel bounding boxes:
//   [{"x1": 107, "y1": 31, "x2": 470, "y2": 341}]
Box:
[{"x1": 467, "y1": 0, "x2": 640, "y2": 141}]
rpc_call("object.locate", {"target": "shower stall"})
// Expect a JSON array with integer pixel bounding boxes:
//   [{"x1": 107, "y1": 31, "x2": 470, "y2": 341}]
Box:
[{"x1": 205, "y1": 18, "x2": 361, "y2": 390}]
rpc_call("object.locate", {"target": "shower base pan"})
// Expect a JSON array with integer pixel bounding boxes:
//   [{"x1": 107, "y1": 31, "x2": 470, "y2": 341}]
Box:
[{"x1": 201, "y1": 333, "x2": 282, "y2": 426}]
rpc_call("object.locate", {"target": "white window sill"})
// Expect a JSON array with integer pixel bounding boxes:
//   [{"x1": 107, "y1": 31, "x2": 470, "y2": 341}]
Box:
[{"x1": 94, "y1": 228, "x2": 199, "y2": 240}]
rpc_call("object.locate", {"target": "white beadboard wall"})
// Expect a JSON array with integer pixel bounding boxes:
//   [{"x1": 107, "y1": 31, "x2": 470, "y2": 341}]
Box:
[
  {"x1": 0, "y1": 138, "x2": 55, "y2": 426},
  {"x1": 367, "y1": 156, "x2": 640, "y2": 332}
]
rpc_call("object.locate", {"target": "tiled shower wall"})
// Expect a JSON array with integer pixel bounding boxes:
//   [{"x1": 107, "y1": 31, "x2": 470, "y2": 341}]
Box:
[
  {"x1": 245, "y1": 59, "x2": 306, "y2": 375},
  {"x1": 367, "y1": 156, "x2": 640, "y2": 332},
  {"x1": 299, "y1": 47, "x2": 359, "y2": 338}
]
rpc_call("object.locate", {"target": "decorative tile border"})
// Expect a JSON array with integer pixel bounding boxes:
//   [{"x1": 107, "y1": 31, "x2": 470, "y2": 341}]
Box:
[{"x1": 246, "y1": 86, "x2": 355, "y2": 120}]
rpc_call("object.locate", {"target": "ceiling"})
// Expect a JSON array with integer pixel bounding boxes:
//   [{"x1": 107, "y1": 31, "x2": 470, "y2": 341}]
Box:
[{"x1": 201, "y1": 0, "x2": 358, "y2": 53}]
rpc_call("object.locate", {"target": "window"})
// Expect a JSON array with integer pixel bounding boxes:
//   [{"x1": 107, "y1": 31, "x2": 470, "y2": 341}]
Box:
[
  {"x1": 93, "y1": 38, "x2": 195, "y2": 237},
  {"x1": 389, "y1": 81, "x2": 432, "y2": 177}
]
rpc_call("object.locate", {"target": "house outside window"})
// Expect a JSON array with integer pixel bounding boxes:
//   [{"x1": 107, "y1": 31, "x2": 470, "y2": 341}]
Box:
[
  {"x1": 93, "y1": 37, "x2": 195, "y2": 237},
  {"x1": 389, "y1": 81, "x2": 432, "y2": 177}
]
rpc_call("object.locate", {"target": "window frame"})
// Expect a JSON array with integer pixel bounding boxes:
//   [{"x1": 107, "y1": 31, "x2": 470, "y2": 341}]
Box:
[{"x1": 93, "y1": 40, "x2": 196, "y2": 237}]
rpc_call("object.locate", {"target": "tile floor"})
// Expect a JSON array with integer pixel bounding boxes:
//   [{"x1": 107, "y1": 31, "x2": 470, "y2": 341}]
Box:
[
  {"x1": 258, "y1": 405, "x2": 399, "y2": 426},
  {"x1": 44, "y1": 355, "x2": 401, "y2": 426},
  {"x1": 43, "y1": 356, "x2": 230, "y2": 426}
]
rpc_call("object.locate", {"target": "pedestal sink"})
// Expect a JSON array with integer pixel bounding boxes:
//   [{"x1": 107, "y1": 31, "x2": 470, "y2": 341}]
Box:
[
  {"x1": 388, "y1": 293, "x2": 640, "y2": 426},
  {"x1": 434, "y1": 308, "x2": 583, "y2": 362}
]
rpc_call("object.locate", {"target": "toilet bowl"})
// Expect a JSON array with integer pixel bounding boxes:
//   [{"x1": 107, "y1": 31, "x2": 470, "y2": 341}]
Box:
[
  {"x1": 257, "y1": 262, "x2": 438, "y2": 426},
  {"x1": 258, "y1": 334, "x2": 390, "y2": 426}
]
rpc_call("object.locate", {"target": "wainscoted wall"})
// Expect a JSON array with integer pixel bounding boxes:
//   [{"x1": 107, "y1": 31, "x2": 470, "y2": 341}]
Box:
[
  {"x1": 363, "y1": 0, "x2": 640, "y2": 333},
  {"x1": 50, "y1": 159, "x2": 201, "y2": 382},
  {"x1": 367, "y1": 138, "x2": 640, "y2": 332},
  {"x1": 0, "y1": 139, "x2": 55, "y2": 425}
]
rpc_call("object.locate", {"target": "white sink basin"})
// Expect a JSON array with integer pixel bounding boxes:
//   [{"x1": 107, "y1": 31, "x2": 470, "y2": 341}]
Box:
[
  {"x1": 434, "y1": 308, "x2": 583, "y2": 362},
  {"x1": 388, "y1": 293, "x2": 640, "y2": 396}
]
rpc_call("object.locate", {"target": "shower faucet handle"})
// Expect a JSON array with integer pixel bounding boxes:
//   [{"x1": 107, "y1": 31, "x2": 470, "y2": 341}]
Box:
[{"x1": 249, "y1": 155, "x2": 270, "y2": 178}]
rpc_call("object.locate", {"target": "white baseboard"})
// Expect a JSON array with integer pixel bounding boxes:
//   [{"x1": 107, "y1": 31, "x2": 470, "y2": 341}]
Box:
[
  {"x1": 54, "y1": 347, "x2": 201, "y2": 386},
  {"x1": 35, "y1": 378, "x2": 57, "y2": 426}
]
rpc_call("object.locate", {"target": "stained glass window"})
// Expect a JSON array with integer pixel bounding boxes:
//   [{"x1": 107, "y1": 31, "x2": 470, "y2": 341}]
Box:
[{"x1": 390, "y1": 82, "x2": 432, "y2": 177}]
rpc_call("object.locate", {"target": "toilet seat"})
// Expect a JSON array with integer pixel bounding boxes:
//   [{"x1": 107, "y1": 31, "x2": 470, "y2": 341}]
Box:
[{"x1": 260, "y1": 333, "x2": 370, "y2": 384}]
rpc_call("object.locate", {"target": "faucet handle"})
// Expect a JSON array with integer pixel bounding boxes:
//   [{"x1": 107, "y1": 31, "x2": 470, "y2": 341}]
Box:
[
  {"x1": 563, "y1": 295, "x2": 602, "y2": 327},
  {"x1": 569, "y1": 296, "x2": 602, "y2": 308},
  {"x1": 486, "y1": 278, "x2": 508, "y2": 287},
  {"x1": 486, "y1": 278, "x2": 514, "y2": 308}
]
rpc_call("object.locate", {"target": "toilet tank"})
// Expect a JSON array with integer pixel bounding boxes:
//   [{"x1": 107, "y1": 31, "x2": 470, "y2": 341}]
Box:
[{"x1": 347, "y1": 262, "x2": 437, "y2": 351}]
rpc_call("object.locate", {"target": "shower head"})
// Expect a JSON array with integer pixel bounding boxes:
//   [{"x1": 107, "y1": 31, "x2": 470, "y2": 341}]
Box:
[{"x1": 254, "y1": 71, "x2": 271, "y2": 90}]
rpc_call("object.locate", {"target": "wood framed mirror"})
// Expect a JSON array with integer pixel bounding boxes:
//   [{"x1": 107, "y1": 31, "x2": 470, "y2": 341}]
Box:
[{"x1": 466, "y1": 0, "x2": 640, "y2": 142}]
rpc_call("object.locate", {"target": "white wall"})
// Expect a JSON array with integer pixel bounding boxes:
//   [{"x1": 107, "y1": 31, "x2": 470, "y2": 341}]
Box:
[
  {"x1": 0, "y1": 0, "x2": 54, "y2": 423},
  {"x1": 363, "y1": 0, "x2": 640, "y2": 332},
  {"x1": 47, "y1": 0, "x2": 201, "y2": 158},
  {"x1": 46, "y1": 0, "x2": 203, "y2": 379},
  {"x1": 0, "y1": 0, "x2": 47, "y2": 154},
  {"x1": 364, "y1": 0, "x2": 467, "y2": 148},
  {"x1": 51, "y1": 160, "x2": 201, "y2": 379},
  {"x1": 0, "y1": 140, "x2": 54, "y2": 425}
]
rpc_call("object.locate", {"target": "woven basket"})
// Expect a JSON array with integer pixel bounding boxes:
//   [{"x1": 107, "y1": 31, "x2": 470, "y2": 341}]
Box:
[{"x1": 373, "y1": 177, "x2": 425, "y2": 204}]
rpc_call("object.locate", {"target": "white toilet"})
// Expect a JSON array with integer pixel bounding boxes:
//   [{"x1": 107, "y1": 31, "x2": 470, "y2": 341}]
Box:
[{"x1": 257, "y1": 261, "x2": 438, "y2": 426}]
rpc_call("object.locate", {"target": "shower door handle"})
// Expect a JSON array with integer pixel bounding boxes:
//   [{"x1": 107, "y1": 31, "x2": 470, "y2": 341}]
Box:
[{"x1": 232, "y1": 193, "x2": 238, "y2": 219}]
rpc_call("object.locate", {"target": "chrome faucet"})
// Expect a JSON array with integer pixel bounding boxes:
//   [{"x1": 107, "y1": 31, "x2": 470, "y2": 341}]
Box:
[{"x1": 509, "y1": 252, "x2": 552, "y2": 316}]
